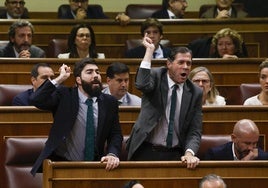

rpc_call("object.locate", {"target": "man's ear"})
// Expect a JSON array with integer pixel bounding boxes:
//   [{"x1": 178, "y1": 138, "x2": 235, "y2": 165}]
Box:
[{"x1": 76, "y1": 76, "x2": 81, "y2": 85}]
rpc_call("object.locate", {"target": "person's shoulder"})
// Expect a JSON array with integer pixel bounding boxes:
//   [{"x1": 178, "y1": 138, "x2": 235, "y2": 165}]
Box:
[
  {"x1": 151, "y1": 9, "x2": 169, "y2": 19},
  {"x1": 243, "y1": 95, "x2": 261, "y2": 105},
  {"x1": 200, "y1": 6, "x2": 216, "y2": 18}
]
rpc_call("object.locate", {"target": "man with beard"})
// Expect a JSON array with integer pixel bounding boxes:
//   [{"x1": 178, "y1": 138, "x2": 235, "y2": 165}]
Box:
[
  {"x1": 126, "y1": 34, "x2": 203, "y2": 169},
  {"x1": 151, "y1": 0, "x2": 188, "y2": 19},
  {"x1": 0, "y1": 0, "x2": 29, "y2": 19},
  {"x1": 0, "y1": 20, "x2": 45, "y2": 58},
  {"x1": 200, "y1": 0, "x2": 248, "y2": 19},
  {"x1": 204, "y1": 119, "x2": 268, "y2": 160},
  {"x1": 29, "y1": 58, "x2": 123, "y2": 176}
]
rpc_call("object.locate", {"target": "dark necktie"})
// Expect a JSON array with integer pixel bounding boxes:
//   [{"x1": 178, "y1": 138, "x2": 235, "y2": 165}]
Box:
[
  {"x1": 85, "y1": 99, "x2": 95, "y2": 161},
  {"x1": 166, "y1": 84, "x2": 178, "y2": 148},
  {"x1": 153, "y1": 52, "x2": 157, "y2": 58}
]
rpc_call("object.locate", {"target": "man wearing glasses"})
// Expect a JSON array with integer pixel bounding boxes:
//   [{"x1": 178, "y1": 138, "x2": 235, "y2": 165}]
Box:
[
  {"x1": 58, "y1": 0, "x2": 130, "y2": 25},
  {"x1": 0, "y1": 0, "x2": 29, "y2": 19},
  {"x1": 152, "y1": 0, "x2": 188, "y2": 19}
]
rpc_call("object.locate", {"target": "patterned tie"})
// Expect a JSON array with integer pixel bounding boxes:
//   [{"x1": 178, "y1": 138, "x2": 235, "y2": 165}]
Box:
[
  {"x1": 166, "y1": 84, "x2": 178, "y2": 148},
  {"x1": 85, "y1": 98, "x2": 95, "y2": 161}
]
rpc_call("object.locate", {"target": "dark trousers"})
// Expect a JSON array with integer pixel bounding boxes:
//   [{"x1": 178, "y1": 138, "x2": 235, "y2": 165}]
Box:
[{"x1": 131, "y1": 142, "x2": 183, "y2": 161}]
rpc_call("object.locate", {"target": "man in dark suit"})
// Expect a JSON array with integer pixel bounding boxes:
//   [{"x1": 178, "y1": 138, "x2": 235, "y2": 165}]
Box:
[
  {"x1": 30, "y1": 58, "x2": 123, "y2": 176},
  {"x1": 0, "y1": 20, "x2": 45, "y2": 58},
  {"x1": 127, "y1": 34, "x2": 203, "y2": 169},
  {"x1": 151, "y1": 0, "x2": 188, "y2": 19},
  {"x1": 204, "y1": 119, "x2": 268, "y2": 160},
  {"x1": 58, "y1": 0, "x2": 130, "y2": 25},
  {"x1": 12, "y1": 63, "x2": 55, "y2": 106},
  {"x1": 125, "y1": 18, "x2": 171, "y2": 58},
  {"x1": 0, "y1": 0, "x2": 29, "y2": 19},
  {"x1": 200, "y1": 0, "x2": 248, "y2": 18}
]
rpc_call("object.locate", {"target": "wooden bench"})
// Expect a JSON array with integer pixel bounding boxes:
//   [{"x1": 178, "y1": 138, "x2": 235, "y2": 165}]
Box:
[
  {"x1": 0, "y1": 18, "x2": 267, "y2": 57},
  {"x1": 42, "y1": 160, "x2": 268, "y2": 188},
  {"x1": 3, "y1": 134, "x2": 261, "y2": 188}
]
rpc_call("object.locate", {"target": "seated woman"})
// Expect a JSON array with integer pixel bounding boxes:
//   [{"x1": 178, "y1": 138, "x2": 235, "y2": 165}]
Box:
[
  {"x1": 188, "y1": 28, "x2": 248, "y2": 58},
  {"x1": 58, "y1": 23, "x2": 104, "y2": 58},
  {"x1": 188, "y1": 66, "x2": 226, "y2": 106},
  {"x1": 244, "y1": 59, "x2": 268, "y2": 105}
]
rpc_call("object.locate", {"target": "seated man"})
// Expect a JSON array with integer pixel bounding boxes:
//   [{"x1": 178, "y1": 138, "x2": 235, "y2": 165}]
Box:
[
  {"x1": 204, "y1": 119, "x2": 268, "y2": 160},
  {"x1": 152, "y1": 0, "x2": 188, "y2": 19},
  {"x1": 0, "y1": 20, "x2": 46, "y2": 58},
  {"x1": 102, "y1": 62, "x2": 141, "y2": 106},
  {"x1": 58, "y1": 0, "x2": 130, "y2": 25},
  {"x1": 200, "y1": 0, "x2": 248, "y2": 19},
  {"x1": 12, "y1": 63, "x2": 55, "y2": 106},
  {"x1": 125, "y1": 18, "x2": 171, "y2": 58},
  {"x1": 0, "y1": 0, "x2": 29, "y2": 19}
]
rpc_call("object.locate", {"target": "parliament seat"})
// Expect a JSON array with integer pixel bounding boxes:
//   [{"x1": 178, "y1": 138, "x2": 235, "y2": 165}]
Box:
[
  {"x1": 125, "y1": 4, "x2": 162, "y2": 19},
  {"x1": 47, "y1": 39, "x2": 68, "y2": 58},
  {"x1": 239, "y1": 83, "x2": 261, "y2": 104},
  {"x1": 0, "y1": 84, "x2": 32, "y2": 106}
]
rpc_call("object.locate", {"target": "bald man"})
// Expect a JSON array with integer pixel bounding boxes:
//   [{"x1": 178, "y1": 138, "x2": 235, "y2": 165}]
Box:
[
  {"x1": 204, "y1": 119, "x2": 268, "y2": 160},
  {"x1": 199, "y1": 174, "x2": 227, "y2": 188}
]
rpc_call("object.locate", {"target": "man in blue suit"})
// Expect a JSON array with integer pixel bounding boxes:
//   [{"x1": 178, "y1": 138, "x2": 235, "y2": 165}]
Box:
[
  {"x1": 125, "y1": 18, "x2": 171, "y2": 59},
  {"x1": 12, "y1": 63, "x2": 55, "y2": 106},
  {"x1": 204, "y1": 119, "x2": 268, "y2": 160},
  {"x1": 30, "y1": 58, "x2": 123, "y2": 176}
]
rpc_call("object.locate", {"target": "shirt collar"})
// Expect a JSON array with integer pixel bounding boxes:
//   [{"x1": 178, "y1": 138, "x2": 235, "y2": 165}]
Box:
[
  {"x1": 167, "y1": 74, "x2": 184, "y2": 90},
  {"x1": 232, "y1": 142, "x2": 239, "y2": 160},
  {"x1": 167, "y1": 9, "x2": 176, "y2": 19}
]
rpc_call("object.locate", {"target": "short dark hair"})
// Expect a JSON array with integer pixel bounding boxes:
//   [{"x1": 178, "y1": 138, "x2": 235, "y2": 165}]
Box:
[
  {"x1": 168, "y1": 46, "x2": 192, "y2": 62},
  {"x1": 73, "y1": 58, "x2": 97, "y2": 78},
  {"x1": 31, "y1": 63, "x2": 51, "y2": 78},
  {"x1": 140, "y1": 18, "x2": 163, "y2": 36},
  {"x1": 123, "y1": 180, "x2": 140, "y2": 188},
  {"x1": 8, "y1": 20, "x2": 34, "y2": 41},
  {"x1": 106, "y1": 62, "x2": 129, "y2": 78}
]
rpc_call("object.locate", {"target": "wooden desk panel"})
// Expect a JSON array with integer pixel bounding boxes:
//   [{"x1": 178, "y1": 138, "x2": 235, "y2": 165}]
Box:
[
  {"x1": 43, "y1": 160, "x2": 268, "y2": 188},
  {"x1": 0, "y1": 19, "x2": 268, "y2": 57}
]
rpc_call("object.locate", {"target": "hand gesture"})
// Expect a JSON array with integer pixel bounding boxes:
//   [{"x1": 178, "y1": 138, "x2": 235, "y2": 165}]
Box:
[
  {"x1": 241, "y1": 148, "x2": 258, "y2": 160},
  {"x1": 76, "y1": 8, "x2": 87, "y2": 19},
  {"x1": 216, "y1": 10, "x2": 230, "y2": 19},
  {"x1": 142, "y1": 33, "x2": 155, "y2": 51},
  {"x1": 18, "y1": 50, "x2": 31, "y2": 58}
]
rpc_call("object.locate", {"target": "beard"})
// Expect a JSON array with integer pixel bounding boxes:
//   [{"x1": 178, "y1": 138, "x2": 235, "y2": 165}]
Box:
[{"x1": 81, "y1": 78, "x2": 103, "y2": 97}]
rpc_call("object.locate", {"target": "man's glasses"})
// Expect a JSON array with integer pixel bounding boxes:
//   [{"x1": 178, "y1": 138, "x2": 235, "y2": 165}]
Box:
[{"x1": 7, "y1": 1, "x2": 25, "y2": 6}]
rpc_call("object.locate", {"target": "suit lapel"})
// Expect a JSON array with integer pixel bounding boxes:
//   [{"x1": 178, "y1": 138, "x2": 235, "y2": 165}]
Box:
[
  {"x1": 96, "y1": 94, "x2": 106, "y2": 140},
  {"x1": 179, "y1": 82, "x2": 192, "y2": 130}
]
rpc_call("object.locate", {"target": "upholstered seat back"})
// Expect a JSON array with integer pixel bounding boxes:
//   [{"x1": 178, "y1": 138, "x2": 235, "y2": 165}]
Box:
[
  {"x1": 125, "y1": 4, "x2": 162, "y2": 19},
  {"x1": 47, "y1": 39, "x2": 68, "y2": 58},
  {"x1": 3, "y1": 136, "x2": 47, "y2": 188},
  {"x1": 239, "y1": 83, "x2": 261, "y2": 104},
  {"x1": 0, "y1": 84, "x2": 32, "y2": 106}
]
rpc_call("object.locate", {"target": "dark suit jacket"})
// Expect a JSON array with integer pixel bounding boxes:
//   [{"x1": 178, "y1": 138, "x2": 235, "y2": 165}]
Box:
[
  {"x1": 204, "y1": 142, "x2": 268, "y2": 160},
  {"x1": 0, "y1": 9, "x2": 29, "y2": 18},
  {"x1": 188, "y1": 37, "x2": 248, "y2": 58},
  {"x1": 58, "y1": 5, "x2": 108, "y2": 19},
  {"x1": 125, "y1": 45, "x2": 171, "y2": 58},
  {"x1": 0, "y1": 42, "x2": 46, "y2": 58},
  {"x1": 29, "y1": 80, "x2": 123, "y2": 176},
  {"x1": 127, "y1": 66, "x2": 203, "y2": 160},
  {"x1": 151, "y1": 9, "x2": 183, "y2": 19},
  {"x1": 200, "y1": 5, "x2": 248, "y2": 18},
  {"x1": 12, "y1": 89, "x2": 33, "y2": 106}
]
